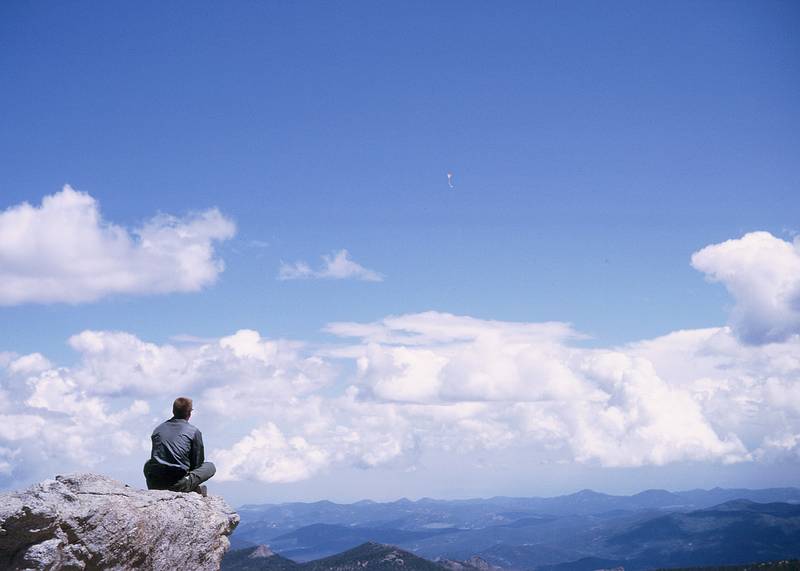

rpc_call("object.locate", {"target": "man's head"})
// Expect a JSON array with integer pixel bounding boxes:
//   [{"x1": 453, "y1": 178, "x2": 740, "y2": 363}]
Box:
[{"x1": 173, "y1": 397, "x2": 193, "y2": 420}]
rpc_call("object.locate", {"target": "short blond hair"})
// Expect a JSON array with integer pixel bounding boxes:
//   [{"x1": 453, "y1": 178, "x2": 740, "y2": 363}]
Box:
[{"x1": 172, "y1": 397, "x2": 193, "y2": 419}]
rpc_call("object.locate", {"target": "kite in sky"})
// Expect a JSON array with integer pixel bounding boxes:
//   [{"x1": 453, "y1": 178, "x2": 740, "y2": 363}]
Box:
[{"x1": 447, "y1": 171, "x2": 454, "y2": 189}]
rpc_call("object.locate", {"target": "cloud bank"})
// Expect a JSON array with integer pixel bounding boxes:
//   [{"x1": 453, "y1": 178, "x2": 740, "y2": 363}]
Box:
[
  {"x1": 0, "y1": 186, "x2": 236, "y2": 304},
  {"x1": 0, "y1": 230, "x2": 797, "y2": 487},
  {"x1": 1, "y1": 318, "x2": 796, "y2": 486},
  {"x1": 279, "y1": 249, "x2": 383, "y2": 282}
]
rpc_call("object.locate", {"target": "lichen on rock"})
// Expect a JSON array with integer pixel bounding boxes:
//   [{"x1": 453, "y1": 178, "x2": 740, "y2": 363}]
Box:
[{"x1": 0, "y1": 472, "x2": 239, "y2": 570}]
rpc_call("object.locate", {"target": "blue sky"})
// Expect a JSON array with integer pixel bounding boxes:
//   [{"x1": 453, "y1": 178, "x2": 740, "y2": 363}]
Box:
[{"x1": 1, "y1": 2, "x2": 799, "y2": 504}]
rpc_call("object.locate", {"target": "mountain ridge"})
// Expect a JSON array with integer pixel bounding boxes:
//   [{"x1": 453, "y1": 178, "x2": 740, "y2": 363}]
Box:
[
  {"x1": 228, "y1": 494, "x2": 800, "y2": 570},
  {"x1": 223, "y1": 542, "x2": 491, "y2": 571},
  {"x1": 237, "y1": 487, "x2": 800, "y2": 511},
  {"x1": 223, "y1": 541, "x2": 800, "y2": 571}
]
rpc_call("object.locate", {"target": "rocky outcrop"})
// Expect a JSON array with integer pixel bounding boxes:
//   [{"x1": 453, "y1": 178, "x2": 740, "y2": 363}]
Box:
[{"x1": 0, "y1": 473, "x2": 239, "y2": 570}]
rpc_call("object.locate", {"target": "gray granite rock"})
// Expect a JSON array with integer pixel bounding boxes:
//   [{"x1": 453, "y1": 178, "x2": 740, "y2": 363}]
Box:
[{"x1": 0, "y1": 472, "x2": 239, "y2": 570}]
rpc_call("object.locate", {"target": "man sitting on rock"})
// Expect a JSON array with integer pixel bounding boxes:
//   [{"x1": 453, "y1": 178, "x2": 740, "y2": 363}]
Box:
[{"x1": 143, "y1": 397, "x2": 216, "y2": 496}]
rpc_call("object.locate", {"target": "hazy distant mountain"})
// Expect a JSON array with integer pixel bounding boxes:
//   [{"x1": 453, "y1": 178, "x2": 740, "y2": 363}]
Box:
[
  {"x1": 536, "y1": 556, "x2": 628, "y2": 571},
  {"x1": 603, "y1": 500, "x2": 800, "y2": 570},
  {"x1": 228, "y1": 488, "x2": 800, "y2": 570},
  {"x1": 438, "y1": 555, "x2": 503, "y2": 571},
  {"x1": 654, "y1": 561, "x2": 800, "y2": 571},
  {"x1": 470, "y1": 500, "x2": 800, "y2": 570},
  {"x1": 304, "y1": 542, "x2": 447, "y2": 571},
  {"x1": 223, "y1": 543, "x2": 800, "y2": 571},
  {"x1": 223, "y1": 542, "x2": 491, "y2": 571},
  {"x1": 265, "y1": 523, "x2": 454, "y2": 561},
  {"x1": 222, "y1": 544, "x2": 301, "y2": 570},
  {"x1": 234, "y1": 487, "x2": 800, "y2": 544}
]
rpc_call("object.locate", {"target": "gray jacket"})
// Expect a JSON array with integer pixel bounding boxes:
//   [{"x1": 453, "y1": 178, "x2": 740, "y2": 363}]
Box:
[{"x1": 150, "y1": 417, "x2": 205, "y2": 472}]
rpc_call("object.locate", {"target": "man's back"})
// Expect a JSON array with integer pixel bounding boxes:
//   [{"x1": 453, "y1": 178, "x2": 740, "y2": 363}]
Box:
[{"x1": 151, "y1": 417, "x2": 204, "y2": 472}]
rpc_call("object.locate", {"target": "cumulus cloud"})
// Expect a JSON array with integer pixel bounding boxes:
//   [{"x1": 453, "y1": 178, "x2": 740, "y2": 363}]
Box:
[
  {"x1": 0, "y1": 415, "x2": 46, "y2": 440},
  {"x1": 0, "y1": 325, "x2": 333, "y2": 484},
  {"x1": 0, "y1": 447, "x2": 19, "y2": 476},
  {"x1": 691, "y1": 231, "x2": 800, "y2": 344},
  {"x1": 0, "y1": 326, "x2": 336, "y2": 484},
  {"x1": 326, "y1": 311, "x2": 580, "y2": 347},
  {"x1": 627, "y1": 326, "x2": 800, "y2": 454},
  {"x1": 0, "y1": 313, "x2": 795, "y2": 485},
  {"x1": 0, "y1": 185, "x2": 236, "y2": 305},
  {"x1": 572, "y1": 350, "x2": 746, "y2": 466},
  {"x1": 278, "y1": 249, "x2": 383, "y2": 282},
  {"x1": 326, "y1": 313, "x2": 749, "y2": 468},
  {"x1": 33, "y1": 328, "x2": 331, "y2": 404},
  {"x1": 2, "y1": 231, "x2": 799, "y2": 486},
  {"x1": 215, "y1": 423, "x2": 330, "y2": 483},
  {"x1": 8, "y1": 353, "x2": 52, "y2": 375}
]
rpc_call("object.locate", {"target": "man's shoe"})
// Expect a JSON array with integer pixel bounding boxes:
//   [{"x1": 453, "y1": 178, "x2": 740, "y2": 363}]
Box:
[
  {"x1": 170, "y1": 473, "x2": 200, "y2": 493},
  {"x1": 195, "y1": 484, "x2": 208, "y2": 497},
  {"x1": 170, "y1": 476, "x2": 191, "y2": 492}
]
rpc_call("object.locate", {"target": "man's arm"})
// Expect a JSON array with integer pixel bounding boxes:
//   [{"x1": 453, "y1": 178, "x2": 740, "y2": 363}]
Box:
[{"x1": 190, "y1": 429, "x2": 205, "y2": 470}]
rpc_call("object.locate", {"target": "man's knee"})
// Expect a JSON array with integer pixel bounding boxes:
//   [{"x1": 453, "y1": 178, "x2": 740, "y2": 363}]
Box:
[
  {"x1": 187, "y1": 461, "x2": 216, "y2": 485},
  {"x1": 195, "y1": 461, "x2": 215, "y2": 483}
]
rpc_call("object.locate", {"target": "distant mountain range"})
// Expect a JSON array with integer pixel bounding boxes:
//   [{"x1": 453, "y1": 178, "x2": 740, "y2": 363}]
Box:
[
  {"x1": 222, "y1": 542, "x2": 799, "y2": 571},
  {"x1": 227, "y1": 487, "x2": 800, "y2": 570},
  {"x1": 222, "y1": 541, "x2": 497, "y2": 571}
]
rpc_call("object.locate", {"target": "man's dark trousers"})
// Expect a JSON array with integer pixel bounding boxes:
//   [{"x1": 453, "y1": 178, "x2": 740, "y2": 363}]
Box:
[{"x1": 143, "y1": 459, "x2": 216, "y2": 492}]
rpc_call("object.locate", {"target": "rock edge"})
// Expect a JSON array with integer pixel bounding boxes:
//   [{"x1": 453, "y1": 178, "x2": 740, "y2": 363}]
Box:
[{"x1": 0, "y1": 472, "x2": 239, "y2": 570}]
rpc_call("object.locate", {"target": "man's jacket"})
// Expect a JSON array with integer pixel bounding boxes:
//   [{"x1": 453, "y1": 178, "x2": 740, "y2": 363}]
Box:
[{"x1": 146, "y1": 417, "x2": 205, "y2": 487}]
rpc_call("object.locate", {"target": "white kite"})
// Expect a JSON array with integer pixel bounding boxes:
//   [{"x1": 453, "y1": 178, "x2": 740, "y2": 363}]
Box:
[{"x1": 447, "y1": 171, "x2": 454, "y2": 189}]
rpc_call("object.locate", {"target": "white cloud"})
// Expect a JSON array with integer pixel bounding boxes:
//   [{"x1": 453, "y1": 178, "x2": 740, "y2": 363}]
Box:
[
  {"x1": 691, "y1": 231, "x2": 800, "y2": 344},
  {"x1": 0, "y1": 415, "x2": 45, "y2": 440},
  {"x1": 219, "y1": 329, "x2": 278, "y2": 362},
  {"x1": 326, "y1": 311, "x2": 580, "y2": 346},
  {"x1": 214, "y1": 423, "x2": 330, "y2": 483},
  {"x1": 627, "y1": 326, "x2": 800, "y2": 456},
  {"x1": 31, "y1": 328, "x2": 331, "y2": 405},
  {"x1": 0, "y1": 390, "x2": 11, "y2": 413},
  {"x1": 64, "y1": 329, "x2": 205, "y2": 396},
  {"x1": 758, "y1": 433, "x2": 800, "y2": 461},
  {"x1": 278, "y1": 260, "x2": 314, "y2": 280},
  {"x1": 278, "y1": 249, "x2": 383, "y2": 282},
  {"x1": 0, "y1": 447, "x2": 19, "y2": 476},
  {"x1": 2, "y1": 232, "x2": 799, "y2": 485},
  {"x1": 0, "y1": 185, "x2": 236, "y2": 305},
  {"x1": 8, "y1": 353, "x2": 52, "y2": 375},
  {"x1": 0, "y1": 325, "x2": 332, "y2": 477},
  {"x1": 571, "y1": 350, "x2": 746, "y2": 466},
  {"x1": 26, "y1": 369, "x2": 109, "y2": 420},
  {"x1": 329, "y1": 313, "x2": 750, "y2": 468},
  {"x1": 5, "y1": 312, "x2": 797, "y2": 484}
]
